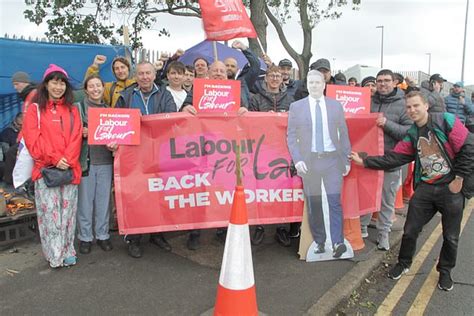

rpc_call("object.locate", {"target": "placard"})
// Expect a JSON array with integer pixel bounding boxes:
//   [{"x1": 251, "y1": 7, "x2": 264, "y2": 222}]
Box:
[
  {"x1": 192, "y1": 78, "x2": 241, "y2": 113},
  {"x1": 88, "y1": 108, "x2": 141, "y2": 145},
  {"x1": 326, "y1": 85, "x2": 371, "y2": 116}
]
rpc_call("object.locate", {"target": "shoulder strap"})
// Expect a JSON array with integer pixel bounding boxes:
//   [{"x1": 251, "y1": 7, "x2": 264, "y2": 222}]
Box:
[
  {"x1": 36, "y1": 103, "x2": 40, "y2": 129},
  {"x1": 69, "y1": 110, "x2": 74, "y2": 135}
]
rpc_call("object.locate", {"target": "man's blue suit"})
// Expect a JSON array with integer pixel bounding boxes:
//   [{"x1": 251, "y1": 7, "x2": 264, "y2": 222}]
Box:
[{"x1": 287, "y1": 96, "x2": 351, "y2": 247}]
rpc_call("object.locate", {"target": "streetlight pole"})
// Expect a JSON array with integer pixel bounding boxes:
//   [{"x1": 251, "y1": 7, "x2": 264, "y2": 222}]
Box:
[
  {"x1": 461, "y1": 0, "x2": 469, "y2": 82},
  {"x1": 376, "y1": 26, "x2": 384, "y2": 68},
  {"x1": 427, "y1": 53, "x2": 432, "y2": 75}
]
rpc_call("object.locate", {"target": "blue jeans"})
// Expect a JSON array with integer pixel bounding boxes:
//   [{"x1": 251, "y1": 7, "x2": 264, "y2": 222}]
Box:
[
  {"x1": 361, "y1": 169, "x2": 401, "y2": 233},
  {"x1": 77, "y1": 164, "x2": 113, "y2": 242}
]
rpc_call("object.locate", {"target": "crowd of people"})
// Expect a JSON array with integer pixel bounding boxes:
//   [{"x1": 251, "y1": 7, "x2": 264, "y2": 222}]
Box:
[{"x1": 2, "y1": 40, "x2": 473, "y2": 292}]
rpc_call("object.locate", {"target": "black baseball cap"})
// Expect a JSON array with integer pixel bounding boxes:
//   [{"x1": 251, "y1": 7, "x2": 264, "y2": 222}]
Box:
[
  {"x1": 278, "y1": 59, "x2": 293, "y2": 68},
  {"x1": 310, "y1": 58, "x2": 331, "y2": 71},
  {"x1": 429, "y1": 73, "x2": 446, "y2": 82}
]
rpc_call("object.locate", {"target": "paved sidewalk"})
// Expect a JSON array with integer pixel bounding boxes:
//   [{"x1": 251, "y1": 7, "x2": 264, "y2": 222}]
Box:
[{"x1": 0, "y1": 213, "x2": 406, "y2": 315}]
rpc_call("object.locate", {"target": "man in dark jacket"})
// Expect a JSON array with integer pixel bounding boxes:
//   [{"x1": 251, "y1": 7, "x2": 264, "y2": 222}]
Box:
[
  {"x1": 419, "y1": 73, "x2": 446, "y2": 113},
  {"x1": 116, "y1": 62, "x2": 176, "y2": 115},
  {"x1": 445, "y1": 81, "x2": 473, "y2": 124},
  {"x1": 277, "y1": 59, "x2": 301, "y2": 99},
  {"x1": 249, "y1": 65, "x2": 293, "y2": 112},
  {"x1": 360, "y1": 69, "x2": 412, "y2": 251},
  {"x1": 293, "y1": 58, "x2": 336, "y2": 101},
  {"x1": 12, "y1": 71, "x2": 36, "y2": 113},
  {"x1": 248, "y1": 65, "x2": 293, "y2": 246},
  {"x1": 116, "y1": 61, "x2": 177, "y2": 258},
  {"x1": 352, "y1": 91, "x2": 474, "y2": 291}
]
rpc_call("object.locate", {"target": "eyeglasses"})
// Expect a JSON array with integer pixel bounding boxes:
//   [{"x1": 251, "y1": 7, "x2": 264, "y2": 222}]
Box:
[
  {"x1": 268, "y1": 74, "x2": 282, "y2": 79},
  {"x1": 376, "y1": 79, "x2": 393, "y2": 84}
]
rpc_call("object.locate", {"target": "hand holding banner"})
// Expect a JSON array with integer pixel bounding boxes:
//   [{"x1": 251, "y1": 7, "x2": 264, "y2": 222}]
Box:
[{"x1": 199, "y1": 0, "x2": 257, "y2": 41}]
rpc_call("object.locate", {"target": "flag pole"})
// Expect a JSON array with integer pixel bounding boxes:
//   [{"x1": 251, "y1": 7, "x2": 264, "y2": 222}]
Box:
[
  {"x1": 256, "y1": 36, "x2": 266, "y2": 54},
  {"x1": 213, "y1": 41, "x2": 219, "y2": 61}
]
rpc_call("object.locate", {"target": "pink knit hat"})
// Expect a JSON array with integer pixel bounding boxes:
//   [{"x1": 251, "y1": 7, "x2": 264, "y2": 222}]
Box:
[{"x1": 43, "y1": 64, "x2": 69, "y2": 80}]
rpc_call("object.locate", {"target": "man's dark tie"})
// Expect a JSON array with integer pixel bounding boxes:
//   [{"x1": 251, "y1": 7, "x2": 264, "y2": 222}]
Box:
[{"x1": 315, "y1": 100, "x2": 324, "y2": 152}]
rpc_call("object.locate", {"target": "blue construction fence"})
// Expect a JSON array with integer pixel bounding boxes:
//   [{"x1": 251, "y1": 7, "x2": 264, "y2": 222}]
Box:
[{"x1": 0, "y1": 38, "x2": 131, "y2": 131}]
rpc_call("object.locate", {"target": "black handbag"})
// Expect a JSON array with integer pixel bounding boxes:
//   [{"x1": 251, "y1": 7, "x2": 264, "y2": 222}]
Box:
[
  {"x1": 41, "y1": 167, "x2": 73, "y2": 187},
  {"x1": 39, "y1": 110, "x2": 75, "y2": 188}
]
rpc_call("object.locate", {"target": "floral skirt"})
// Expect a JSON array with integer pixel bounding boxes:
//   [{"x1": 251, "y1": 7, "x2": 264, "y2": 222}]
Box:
[{"x1": 35, "y1": 178, "x2": 78, "y2": 268}]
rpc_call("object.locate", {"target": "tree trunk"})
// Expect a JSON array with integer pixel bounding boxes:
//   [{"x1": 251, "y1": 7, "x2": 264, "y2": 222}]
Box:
[{"x1": 248, "y1": 0, "x2": 267, "y2": 58}]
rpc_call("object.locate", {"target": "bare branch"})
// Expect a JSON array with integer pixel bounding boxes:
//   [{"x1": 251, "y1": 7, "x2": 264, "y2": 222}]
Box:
[{"x1": 264, "y1": 3, "x2": 298, "y2": 60}]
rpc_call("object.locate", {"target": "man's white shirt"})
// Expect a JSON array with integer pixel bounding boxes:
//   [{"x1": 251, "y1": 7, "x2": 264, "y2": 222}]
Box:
[{"x1": 308, "y1": 96, "x2": 336, "y2": 152}]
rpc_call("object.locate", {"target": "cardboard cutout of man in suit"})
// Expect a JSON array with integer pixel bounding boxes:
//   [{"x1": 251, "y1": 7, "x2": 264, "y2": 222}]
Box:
[{"x1": 287, "y1": 70, "x2": 352, "y2": 259}]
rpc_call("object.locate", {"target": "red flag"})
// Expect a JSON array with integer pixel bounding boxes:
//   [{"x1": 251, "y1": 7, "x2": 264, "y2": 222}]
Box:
[{"x1": 199, "y1": 0, "x2": 257, "y2": 41}]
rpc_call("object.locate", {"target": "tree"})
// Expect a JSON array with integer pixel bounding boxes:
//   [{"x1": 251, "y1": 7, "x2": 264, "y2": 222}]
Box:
[
  {"x1": 264, "y1": 0, "x2": 361, "y2": 79},
  {"x1": 24, "y1": 0, "x2": 360, "y2": 76}
]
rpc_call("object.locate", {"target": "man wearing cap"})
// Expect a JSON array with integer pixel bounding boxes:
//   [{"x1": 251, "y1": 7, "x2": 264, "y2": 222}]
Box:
[
  {"x1": 84, "y1": 55, "x2": 136, "y2": 108},
  {"x1": 11, "y1": 71, "x2": 36, "y2": 113},
  {"x1": 445, "y1": 82, "x2": 473, "y2": 124},
  {"x1": 294, "y1": 58, "x2": 336, "y2": 101},
  {"x1": 420, "y1": 73, "x2": 447, "y2": 113},
  {"x1": 360, "y1": 69, "x2": 412, "y2": 251},
  {"x1": 361, "y1": 76, "x2": 377, "y2": 96},
  {"x1": 278, "y1": 58, "x2": 301, "y2": 98}
]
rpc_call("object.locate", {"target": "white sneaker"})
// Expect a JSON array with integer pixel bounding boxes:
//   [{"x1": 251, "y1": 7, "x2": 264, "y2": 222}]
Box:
[
  {"x1": 361, "y1": 226, "x2": 369, "y2": 238},
  {"x1": 377, "y1": 232, "x2": 390, "y2": 251}
]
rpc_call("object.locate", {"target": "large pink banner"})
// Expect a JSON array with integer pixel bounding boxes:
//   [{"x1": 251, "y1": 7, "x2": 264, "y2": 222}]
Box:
[{"x1": 114, "y1": 113, "x2": 383, "y2": 235}]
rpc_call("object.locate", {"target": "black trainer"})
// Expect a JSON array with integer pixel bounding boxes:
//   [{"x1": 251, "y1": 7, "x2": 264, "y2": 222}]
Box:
[
  {"x1": 97, "y1": 239, "x2": 113, "y2": 252},
  {"x1": 216, "y1": 228, "x2": 227, "y2": 244},
  {"x1": 251, "y1": 226, "x2": 265, "y2": 245},
  {"x1": 150, "y1": 233, "x2": 171, "y2": 252},
  {"x1": 79, "y1": 241, "x2": 92, "y2": 254},
  {"x1": 186, "y1": 233, "x2": 200, "y2": 250},
  {"x1": 437, "y1": 272, "x2": 454, "y2": 291},
  {"x1": 388, "y1": 263, "x2": 409, "y2": 280},
  {"x1": 128, "y1": 241, "x2": 143, "y2": 258},
  {"x1": 332, "y1": 243, "x2": 347, "y2": 258},
  {"x1": 315, "y1": 243, "x2": 325, "y2": 254},
  {"x1": 274, "y1": 227, "x2": 291, "y2": 247}
]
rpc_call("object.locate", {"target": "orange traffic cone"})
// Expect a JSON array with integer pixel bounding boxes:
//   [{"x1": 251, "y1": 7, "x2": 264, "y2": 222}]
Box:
[
  {"x1": 214, "y1": 185, "x2": 258, "y2": 316},
  {"x1": 343, "y1": 217, "x2": 365, "y2": 251},
  {"x1": 395, "y1": 186, "x2": 404, "y2": 209}
]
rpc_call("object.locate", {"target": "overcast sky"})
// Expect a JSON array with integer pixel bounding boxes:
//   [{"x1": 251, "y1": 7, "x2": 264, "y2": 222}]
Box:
[{"x1": 1, "y1": 0, "x2": 472, "y2": 85}]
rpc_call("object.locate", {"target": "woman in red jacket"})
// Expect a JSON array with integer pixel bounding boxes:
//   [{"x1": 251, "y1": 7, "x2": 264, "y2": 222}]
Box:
[{"x1": 23, "y1": 64, "x2": 83, "y2": 268}]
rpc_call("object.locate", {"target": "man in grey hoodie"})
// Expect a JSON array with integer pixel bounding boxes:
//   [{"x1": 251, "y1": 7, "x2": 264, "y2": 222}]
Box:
[{"x1": 360, "y1": 69, "x2": 412, "y2": 251}]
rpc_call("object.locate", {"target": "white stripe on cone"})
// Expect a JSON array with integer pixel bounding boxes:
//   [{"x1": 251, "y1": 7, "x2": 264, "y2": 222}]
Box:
[{"x1": 218, "y1": 223, "x2": 255, "y2": 290}]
